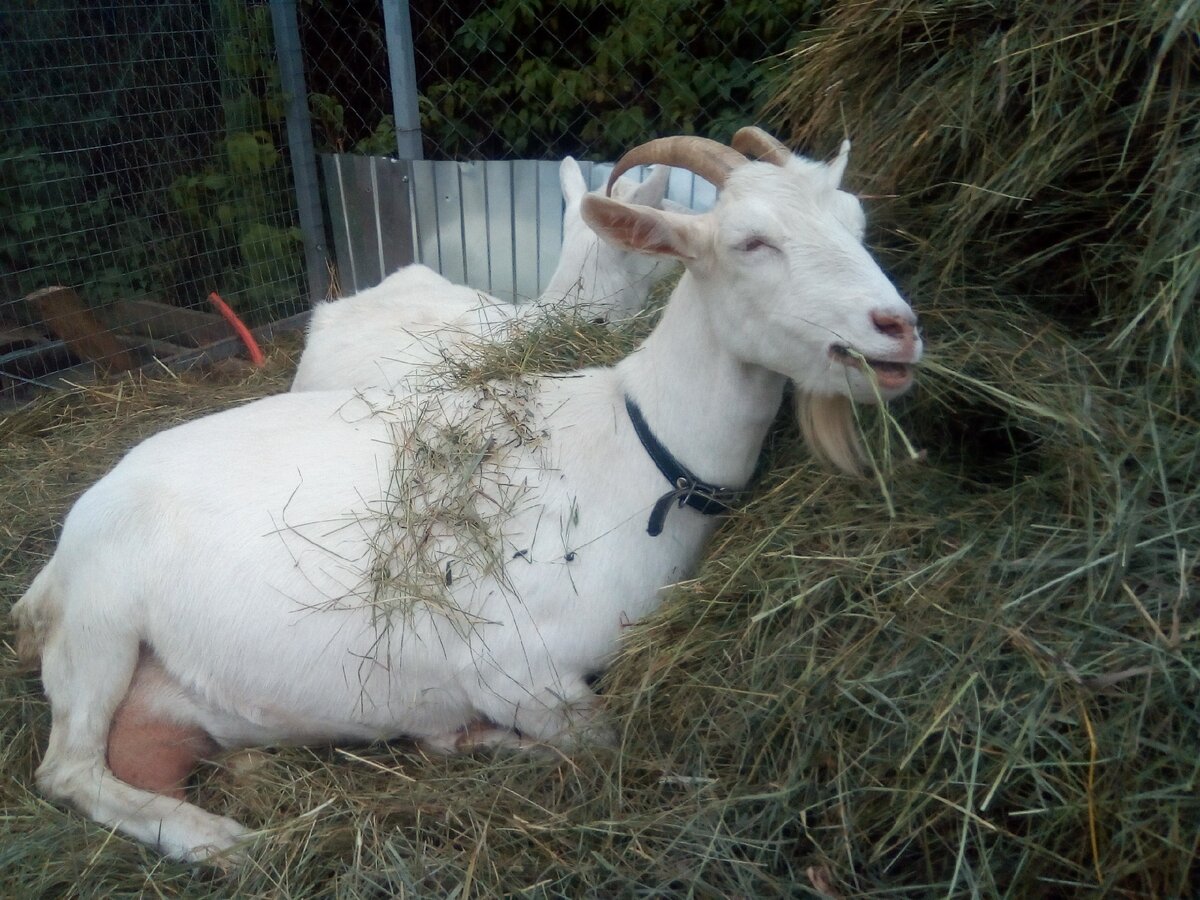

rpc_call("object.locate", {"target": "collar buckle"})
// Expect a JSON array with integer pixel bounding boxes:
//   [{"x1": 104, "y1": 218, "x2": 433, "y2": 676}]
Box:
[{"x1": 625, "y1": 395, "x2": 746, "y2": 537}]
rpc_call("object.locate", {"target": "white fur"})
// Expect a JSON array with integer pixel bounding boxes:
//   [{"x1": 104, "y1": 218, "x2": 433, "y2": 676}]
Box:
[
  {"x1": 14, "y1": 135, "x2": 921, "y2": 860},
  {"x1": 290, "y1": 159, "x2": 676, "y2": 392}
]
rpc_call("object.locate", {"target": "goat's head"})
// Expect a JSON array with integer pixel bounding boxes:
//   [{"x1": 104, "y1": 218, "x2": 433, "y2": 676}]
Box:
[
  {"x1": 581, "y1": 128, "x2": 922, "y2": 472},
  {"x1": 552, "y1": 157, "x2": 676, "y2": 319}
]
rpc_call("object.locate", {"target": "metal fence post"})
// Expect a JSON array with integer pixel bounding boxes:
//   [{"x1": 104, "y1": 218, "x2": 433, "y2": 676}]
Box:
[
  {"x1": 383, "y1": 0, "x2": 424, "y2": 160},
  {"x1": 269, "y1": 0, "x2": 331, "y2": 305}
]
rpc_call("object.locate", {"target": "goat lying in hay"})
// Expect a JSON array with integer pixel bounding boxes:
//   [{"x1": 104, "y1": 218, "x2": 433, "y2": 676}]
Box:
[
  {"x1": 13, "y1": 128, "x2": 922, "y2": 862},
  {"x1": 290, "y1": 157, "x2": 676, "y2": 392}
]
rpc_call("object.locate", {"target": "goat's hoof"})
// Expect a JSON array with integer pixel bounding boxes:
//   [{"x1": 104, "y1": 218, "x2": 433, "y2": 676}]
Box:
[{"x1": 166, "y1": 812, "x2": 253, "y2": 866}]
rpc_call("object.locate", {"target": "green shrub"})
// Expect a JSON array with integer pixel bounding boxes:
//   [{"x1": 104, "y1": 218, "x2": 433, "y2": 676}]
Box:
[
  {"x1": 422, "y1": 0, "x2": 821, "y2": 159},
  {"x1": 0, "y1": 145, "x2": 166, "y2": 311}
]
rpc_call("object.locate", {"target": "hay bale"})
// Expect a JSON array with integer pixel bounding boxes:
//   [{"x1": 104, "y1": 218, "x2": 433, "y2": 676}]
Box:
[
  {"x1": 771, "y1": 0, "x2": 1199, "y2": 382},
  {"x1": 713, "y1": 1, "x2": 1200, "y2": 893}
]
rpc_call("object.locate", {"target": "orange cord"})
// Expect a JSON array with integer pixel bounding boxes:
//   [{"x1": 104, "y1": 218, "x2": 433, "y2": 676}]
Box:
[{"x1": 207, "y1": 291, "x2": 265, "y2": 367}]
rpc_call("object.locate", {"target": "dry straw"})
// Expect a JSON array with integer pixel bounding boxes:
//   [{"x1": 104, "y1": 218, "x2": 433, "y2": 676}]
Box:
[{"x1": 3, "y1": 2, "x2": 1198, "y2": 894}]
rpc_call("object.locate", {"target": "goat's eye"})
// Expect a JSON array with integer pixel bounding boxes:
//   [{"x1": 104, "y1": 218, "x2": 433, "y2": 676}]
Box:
[{"x1": 736, "y1": 236, "x2": 775, "y2": 253}]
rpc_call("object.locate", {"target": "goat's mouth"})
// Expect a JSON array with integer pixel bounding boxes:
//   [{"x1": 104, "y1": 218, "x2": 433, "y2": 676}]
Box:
[{"x1": 829, "y1": 345, "x2": 915, "y2": 390}]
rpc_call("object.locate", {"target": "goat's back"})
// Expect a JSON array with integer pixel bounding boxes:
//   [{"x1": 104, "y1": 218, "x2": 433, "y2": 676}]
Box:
[{"x1": 292, "y1": 266, "x2": 513, "y2": 392}]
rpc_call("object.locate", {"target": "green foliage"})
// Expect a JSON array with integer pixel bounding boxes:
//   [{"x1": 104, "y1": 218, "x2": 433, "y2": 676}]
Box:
[
  {"x1": 418, "y1": 0, "x2": 822, "y2": 159},
  {"x1": 303, "y1": 0, "x2": 820, "y2": 160},
  {"x1": 309, "y1": 92, "x2": 398, "y2": 155},
  {"x1": 0, "y1": 145, "x2": 165, "y2": 311},
  {"x1": 162, "y1": 0, "x2": 304, "y2": 323},
  {"x1": 309, "y1": 92, "x2": 348, "y2": 150},
  {"x1": 2, "y1": 1, "x2": 302, "y2": 326}
]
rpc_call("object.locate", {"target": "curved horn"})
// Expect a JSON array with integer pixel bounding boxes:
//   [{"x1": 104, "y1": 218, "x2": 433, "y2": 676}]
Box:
[
  {"x1": 730, "y1": 126, "x2": 792, "y2": 167},
  {"x1": 606, "y1": 136, "x2": 748, "y2": 196}
]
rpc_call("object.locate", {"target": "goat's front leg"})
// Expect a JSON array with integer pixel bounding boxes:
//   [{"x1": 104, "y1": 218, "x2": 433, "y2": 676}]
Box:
[
  {"x1": 508, "y1": 681, "x2": 617, "y2": 750},
  {"x1": 422, "y1": 679, "x2": 615, "y2": 756}
]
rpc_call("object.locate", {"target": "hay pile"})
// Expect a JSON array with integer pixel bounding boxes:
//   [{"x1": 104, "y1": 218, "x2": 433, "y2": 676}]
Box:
[{"x1": 2, "y1": 3, "x2": 1197, "y2": 895}]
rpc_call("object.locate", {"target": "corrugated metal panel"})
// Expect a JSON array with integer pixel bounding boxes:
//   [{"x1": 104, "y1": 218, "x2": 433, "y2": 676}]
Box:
[
  {"x1": 511, "y1": 160, "x2": 540, "y2": 303},
  {"x1": 320, "y1": 154, "x2": 719, "y2": 300},
  {"x1": 434, "y1": 163, "x2": 466, "y2": 285},
  {"x1": 459, "y1": 161, "x2": 489, "y2": 291},
  {"x1": 409, "y1": 158, "x2": 440, "y2": 274},
  {"x1": 344, "y1": 155, "x2": 382, "y2": 291},
  {"x1": 536, "y1": 162, "x2": 562, "y2": 296},
  {"x1": 484, "y1": 160, "x2": 515, "y2": 303},
  {"x1": 374, "y1": 157, "x2": 414, "y2": 277}
]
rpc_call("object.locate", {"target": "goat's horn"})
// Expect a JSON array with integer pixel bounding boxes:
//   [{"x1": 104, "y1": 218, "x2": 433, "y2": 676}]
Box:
[
  {"x1": 606, "y1": 136, "x2": 748, "y2": 195},
  {"x1": 730, "y1": 126, "x2": 792, "y2": 167}
]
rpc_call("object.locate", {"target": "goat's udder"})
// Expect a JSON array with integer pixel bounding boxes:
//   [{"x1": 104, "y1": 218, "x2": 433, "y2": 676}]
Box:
[{"x1": 106, "y1": 660, "x2": 218, "y2": 800}]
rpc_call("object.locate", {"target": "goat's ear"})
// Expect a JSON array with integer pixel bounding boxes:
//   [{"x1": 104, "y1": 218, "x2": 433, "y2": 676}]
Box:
[
  {"x1": 559, "y1": 156, "x2": 588, "y2": 206},
  {"x1": 827, "y1": 139, "x2": 851, "y2": 189},
  {"x1": 581, "y1": 195, "x2": 703, "y2": 260},
  {"x1": 627, "y1": 164, "x2": 671, "y2": 209}
]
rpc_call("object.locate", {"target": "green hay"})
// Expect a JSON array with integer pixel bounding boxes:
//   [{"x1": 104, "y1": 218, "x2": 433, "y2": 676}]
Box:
[
  {"x1": 4, "y1": 308, "x2": 1193, "y2": 898},
  {"x1": 3, "y1": 4, "x2": 1199, "y2": 894},
  {"x1": 772, "y1": 0, "x2": 1199, "y2": 388}
]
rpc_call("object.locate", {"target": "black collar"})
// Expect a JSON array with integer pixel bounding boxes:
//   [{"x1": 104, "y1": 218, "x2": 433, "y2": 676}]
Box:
[{"x1": 625, "y1": 395, "x2": 745, "y2": 537}]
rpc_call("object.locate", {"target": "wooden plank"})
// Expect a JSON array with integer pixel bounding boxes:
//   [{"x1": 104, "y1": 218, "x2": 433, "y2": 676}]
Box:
[
  {"x1": 113, "y1": 332, "x2": 192, "y2": 361},
  {"x1": 26, "y1": 286, "x2": 137, "y2": 372},
  {"x1": 107, "y1": 298, "x2": 229, "y2": 347},
  {"x1": 0, "y1": 357, "x2": 94, "y2": 406},
  {"x1": 0, "y1": 324, "x2": 49, "y2": 350}
]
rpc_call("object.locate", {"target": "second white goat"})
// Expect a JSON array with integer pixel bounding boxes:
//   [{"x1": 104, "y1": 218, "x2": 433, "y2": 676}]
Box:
[{"x1": 290, "y1": 157, "x2": 675, "y2": 392}]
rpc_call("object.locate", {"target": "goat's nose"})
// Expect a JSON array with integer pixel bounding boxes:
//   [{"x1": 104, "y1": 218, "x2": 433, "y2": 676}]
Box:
[{"x1": 870, "y1": 309, "x2": 918, "y2": 343}]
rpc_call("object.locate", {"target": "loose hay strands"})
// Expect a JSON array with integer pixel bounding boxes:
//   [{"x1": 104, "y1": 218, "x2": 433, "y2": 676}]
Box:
[{"x1": 751, "y1": 0, "x2": 1200, "y2": 895}]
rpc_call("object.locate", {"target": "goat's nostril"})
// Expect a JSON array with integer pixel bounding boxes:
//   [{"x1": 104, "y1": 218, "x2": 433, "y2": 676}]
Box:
[{"x1": 870, "y1": 310, "x2": 914, "y2": 340}]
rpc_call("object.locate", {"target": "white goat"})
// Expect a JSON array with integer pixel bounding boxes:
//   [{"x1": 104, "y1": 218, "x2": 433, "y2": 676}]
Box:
[
  {"x1": 14, "y1": 128, "x2": 922, "y2": 862},
  {"x1": 290, "y1": 157, "x2": 675, "y2": 392}
]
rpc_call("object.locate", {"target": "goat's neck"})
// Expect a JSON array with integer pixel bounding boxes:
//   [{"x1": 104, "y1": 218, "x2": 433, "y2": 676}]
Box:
[
  {"x1": 616, "y1": 273, "x2": 785, "y2": 487},
  {"x1": 536, "y1": 264, "x2": 596, "y2": 313}
]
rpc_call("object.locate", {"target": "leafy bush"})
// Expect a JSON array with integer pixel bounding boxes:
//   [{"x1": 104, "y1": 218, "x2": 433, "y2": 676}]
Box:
[
  {"x1": 301, "y1": 0, "x2": 820, "y2": 160},
  {"x1": 419, "y1": 0, "x2": 821, "y2": 159},
  {"x1": 163, "y1": 0, "x2": 305, "y2": 323},
  {"x1": 0, "y1": 145, "x2": 166, "y2": 313}
]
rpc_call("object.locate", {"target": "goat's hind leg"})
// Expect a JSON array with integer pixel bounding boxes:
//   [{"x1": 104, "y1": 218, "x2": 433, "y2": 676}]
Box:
[{"x1": 36, "y1": 621, "x2": 248, "y2": 862}]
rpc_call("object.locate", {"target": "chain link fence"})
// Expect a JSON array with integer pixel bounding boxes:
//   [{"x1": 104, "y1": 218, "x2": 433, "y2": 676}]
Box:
[
  {"x1": 302, "y1": 0, "x2": 816, "y2": 161},
  {"x1": 3, "y1": 0, "x2": 816, "y2": 404},
  {"x1": 1, "y1": 0, "x2": 306, "y2": 403}
]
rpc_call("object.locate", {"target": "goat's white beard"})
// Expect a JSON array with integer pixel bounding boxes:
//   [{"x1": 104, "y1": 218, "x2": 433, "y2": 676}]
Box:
[{"x1": 794, "y1": 391, "x2": 865, "y2": 475}]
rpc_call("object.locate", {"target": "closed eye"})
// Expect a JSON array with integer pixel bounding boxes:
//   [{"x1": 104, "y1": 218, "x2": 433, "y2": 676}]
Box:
[{"x1": 736, "y1": 236, "x2": 776, "y2": 253}]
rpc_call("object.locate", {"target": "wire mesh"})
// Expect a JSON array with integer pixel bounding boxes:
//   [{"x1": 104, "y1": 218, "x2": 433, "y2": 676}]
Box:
[
  {"x1": 2, "y1": 0, "x2": 819, "y2": 403},
  {"x1": 1, "y1": 0, "x2": 306, "y2": 402},
  {"x1": 300, "y1": 0, "x2": 818, "y2": 160}
]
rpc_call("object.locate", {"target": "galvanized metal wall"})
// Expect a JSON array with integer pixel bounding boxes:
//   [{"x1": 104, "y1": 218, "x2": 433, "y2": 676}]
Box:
[{"x1": 322, "y1": 155, "x2": 717, "y2": 303}]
